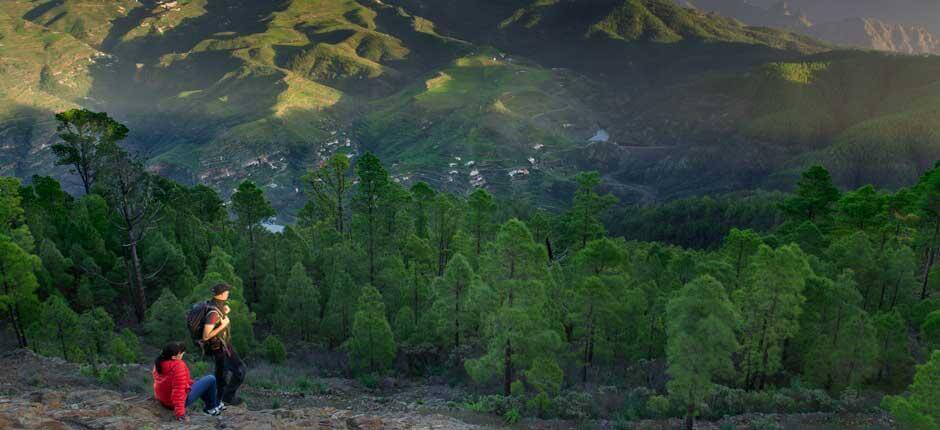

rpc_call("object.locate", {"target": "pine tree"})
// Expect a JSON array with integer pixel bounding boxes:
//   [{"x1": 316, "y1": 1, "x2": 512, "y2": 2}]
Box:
[
  {"x1": 666, "y1": 276, "x2": 739, "y2": 430},
  {"x1": 144, "y1": 289, "x2": 188, "y2": 347},
  {"x1": 467, "y1": 189, "x2": 496, "y2": 256},
  {"x1": 874, "y1": 310, "x2": 913, "y2": 387},
  {"x1": 918, "y1": 167, "x2": 940, "y2": 300},
  {"x1": 430, "y1": 193, "x2": 460, "y2": 276},
  {"x1": 322, "y1": 268, "x2": 361, "y2": 346},
  {"x1": 232, "y1": 180, "x2": 275, "y2": 304},
  {"x1": 782, "y1": 165, "x2": 840, "y2": 223},
  {"x1": 409, "y1": 182, "x2": 436, "y2": 239},
  {"x1": 78, "y1": 307, "x2": 115, "y2": 374},
  {"x1": 52, "y1": 109, "x2": 128, "y2": 195},
  {"x1": 0, "y1": 234, "x2": 41, "y2": 347},
  {"x1": 571, "y1": 237, "x2": 629, "y2": 383},
  {"x1": 28, "y1": 295, "x2": 81, "y2": 360},
  {"x1": 470, "y1": 219, "x2": 558, "y2": 395},
  {"x1": 0, "y1": 176, "x2": 35, "y2": 252},
  {"x1": 736, "y1": 244, "x2": 810, "y2": 390},
  {"x1": 561, "y1": 172, "x2": 617, "y2": 250},
  {"x1": 883, "y1": 350, "x2": 940, "y2": 428},
  {"x1": 275, "y1": 262, "x2": 320, "y2": 342},
  {"x1": 721, "y1": 228, "x2": 762, "y2": 285},
  {"x1": 353, "y1": 152, "x2": 391, "y2": 285},
  {"x1": 431, "y1": 253, "x2": 478, "y2": 351},
  {"x1": 347, "y1": 285, "x2": 396, "y2": 373},
  {"x1": 301, "y1": 153, "x2": 350, "y2": 233},
  {"x1": 835, "y1": 185, "x2": 885, "y2": 232}
]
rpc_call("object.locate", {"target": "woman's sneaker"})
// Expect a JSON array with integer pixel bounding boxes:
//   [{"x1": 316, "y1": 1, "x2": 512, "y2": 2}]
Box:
[{"x1": 203, "y1": 405, "x2": 223, "y2": 416}]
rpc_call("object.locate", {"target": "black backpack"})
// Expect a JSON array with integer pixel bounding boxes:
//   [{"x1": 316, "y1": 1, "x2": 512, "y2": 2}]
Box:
[{"x1": 186, "y1": 301, "x2": 219, "y2": 345}]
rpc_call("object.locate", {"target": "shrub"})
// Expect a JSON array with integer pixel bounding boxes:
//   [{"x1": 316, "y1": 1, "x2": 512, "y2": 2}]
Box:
[
  {"x1": 293, "y1": 376, "x2": 326, "y2": 394},
  {"x1": 556, "y1": 391, "x2": 596, "y2": 420},
  {"x1": 503, "y1": 407, "x2": 522, "y2": 424},
  {"x1": 510, "y1": 380, "x2": 525, "y2": 397},
  {"x1": 527, "y1": 391, "x2": 553, "y2": 418},
  {"x1": 262, "y1": 335, "x2": 287, "y2": 364},
  {"x1": 525, "y1": 357, "x2": 563, "y2": 396},
  {"x1": 101, "y1": 365, "x2": 126, "y2": 385},
  {"x1": 646, "y1": 395, "x2": 673, "y2": 418},
  {"x1": 357, "y1": 373, "x2": 379, "y2": 390},
  {"x1": 751, "y1": 417, "x2": 782, "y2": 430},
  {"x1": 82, "y1": 364, "x2": 126, "y2": 386},
  {"x1": 619, "y1": 387, "x2": 655, "y2": 420},
  {"x1": 463, "y1": 394, "x2": 514, "y2": 415},
  {"x1": 882, "y1": 396, "x2": 937, "y2": 430}
]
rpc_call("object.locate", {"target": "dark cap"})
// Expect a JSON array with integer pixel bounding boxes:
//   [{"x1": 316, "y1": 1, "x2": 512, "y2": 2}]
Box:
[{"x1": 211, "y1": 283, "x2": 232, "y2": 295}]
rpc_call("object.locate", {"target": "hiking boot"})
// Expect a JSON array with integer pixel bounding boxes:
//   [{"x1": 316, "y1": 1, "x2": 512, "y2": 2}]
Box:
[
  {"x1": 217, "y1": 401, "x2": 227, "y2": 411},
  {"x1": 203, "y1": 405, "x2": 222, "y2": 416}
]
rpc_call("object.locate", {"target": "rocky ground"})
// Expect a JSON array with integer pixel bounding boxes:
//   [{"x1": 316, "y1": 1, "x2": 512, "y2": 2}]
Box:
[
  {"x1": 0, "y1": 347, "x2": 896, "y2": 430},
  {"x1": 0, "y1": 349, "x2": 480, "y2": 430}
]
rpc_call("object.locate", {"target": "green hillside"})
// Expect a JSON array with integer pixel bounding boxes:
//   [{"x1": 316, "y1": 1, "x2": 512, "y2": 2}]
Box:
[{"x1": 1, "y1": 0, "x2": 940, "y2": 215}]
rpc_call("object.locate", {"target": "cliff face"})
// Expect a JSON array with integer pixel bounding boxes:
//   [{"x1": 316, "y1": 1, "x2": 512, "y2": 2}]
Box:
[{"x1": 809, "y1": 18, "x2": 940, "y2": 54}]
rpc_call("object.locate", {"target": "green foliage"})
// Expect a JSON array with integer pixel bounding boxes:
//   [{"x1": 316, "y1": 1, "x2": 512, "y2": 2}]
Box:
[
  {"x1": 561, "y1": 172, "x2": 618, "y2": 251},
  {"x1": 347, "y1": 285, "x2": 396, "y2": 373},
  {"x1": 9, "y1": 136, "x2": 940, "y2": 425},
  {"x1": 736, "y1": 244, "x2": 811, "y2": 390},
  {"x1": 144, "y1": 289, "x2": 188, "y2": 347},
  {"x1": 921, "y1": 310, "x2": 940, "y2": 351},
  {"x1": 525, "y1": 357, "x2": 564, "y2": 396},
  {"x1": 262, "y1": 335, "x2": 287, "y2": 364},
  {"x1": 77, "y1": 307, "x2": 116, "y2": 372},
  {"x1": 28, "y1": 295, "x2": 81, "y2": 360},
  {"x1": 666, "y1": 276, "x2": 739, "y2": 426},
  {"x1": 646, "y1": 395, "x2": 672, "y2": 418},
  {"x1": 882, "y1": 350, "x2": 940, "y2": 429},
  {"x1": 52, "y1": 109, "x2": 128, "y2": 194},
  {"x1": 782, "y1": 165, "x2": 841, "y2": 223},
  {"x1": 0, "y1": 232, "x2": 41, "y2": 347},
  {"x1": 275, "y1": 262, "x2": 320, "y2": 342}
]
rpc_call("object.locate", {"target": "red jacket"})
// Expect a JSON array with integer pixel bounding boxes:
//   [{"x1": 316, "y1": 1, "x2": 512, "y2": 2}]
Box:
[{"x1": 153, "y1": 359, "x2": 193, "y2": 418}]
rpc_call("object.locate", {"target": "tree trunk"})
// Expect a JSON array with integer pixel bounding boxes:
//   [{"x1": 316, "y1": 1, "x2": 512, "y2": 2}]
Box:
[
  {"x1": 8, "y1": 306, "x2": 27, "y2": 348},
  {"x1": 503, "y1": 339, "x2": 513, "y2": 396},
  {"x1": 368, "y1": 205, "x2": 375, "y2": 285},
  {"x1": 685, "y1": 403, "x2": 694, "y2": 430},
  {"x1": 922, "y1": 219, "x2": 940, "y2": 300},
  {"x1": 454, "y1": 285, "x2": 461, "y2": 350},
  {"x1": 128, "y1": 237, "x2": 146, "y2": 323}
]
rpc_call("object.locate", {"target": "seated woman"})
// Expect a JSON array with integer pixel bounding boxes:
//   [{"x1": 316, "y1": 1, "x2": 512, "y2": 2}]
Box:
[{"x1": 152, "y1": 342, "x2": 223, "y2": 421}]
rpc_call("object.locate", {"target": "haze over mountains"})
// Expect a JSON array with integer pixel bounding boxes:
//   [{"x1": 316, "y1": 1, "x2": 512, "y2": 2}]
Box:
[
  {"x1": 685, "y1": 0, "x2": 940, "y2": 54},
  {"x1": 2, "y1": 0, "x2": 940, "y2": 216}
]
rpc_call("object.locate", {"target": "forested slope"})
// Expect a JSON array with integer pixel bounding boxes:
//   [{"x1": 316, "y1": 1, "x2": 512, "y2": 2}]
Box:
[
  {"x1": 2, "y1": 0, "x2": 940, "y2": 216},
  {"x1": 3, "y1": 110, "x2": 940, "y2": 428}
]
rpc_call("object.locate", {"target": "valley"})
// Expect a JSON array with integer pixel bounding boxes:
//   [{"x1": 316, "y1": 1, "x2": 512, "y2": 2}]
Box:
[{"x1": 1, "y1": 0, "x2": 940, "y2": 218}]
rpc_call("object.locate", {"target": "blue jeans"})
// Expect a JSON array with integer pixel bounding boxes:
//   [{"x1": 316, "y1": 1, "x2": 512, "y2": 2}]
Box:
[{"x1": 186, "y1": 375, "x2": 219, "y2": 410}]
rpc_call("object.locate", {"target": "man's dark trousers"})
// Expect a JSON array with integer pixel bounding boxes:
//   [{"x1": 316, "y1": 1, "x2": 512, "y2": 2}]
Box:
[{"x1": 212, "y1": 348, "x2": 246, "y2": 403}]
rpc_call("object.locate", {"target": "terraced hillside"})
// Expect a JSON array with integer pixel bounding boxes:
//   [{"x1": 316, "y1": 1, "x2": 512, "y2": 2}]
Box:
[{"x1": 2, "y1": 0, "x2": 940, "y2": 215}]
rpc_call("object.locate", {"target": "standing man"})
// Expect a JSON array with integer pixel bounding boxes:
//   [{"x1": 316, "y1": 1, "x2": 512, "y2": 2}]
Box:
[{"x1": 202, "y1": 283, "x2": 246, "y2": 406}]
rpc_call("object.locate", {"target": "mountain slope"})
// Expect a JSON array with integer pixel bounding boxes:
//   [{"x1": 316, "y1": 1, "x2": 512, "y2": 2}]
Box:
[
  {"x1": 685, "y1": 0, "x2": 940, "y2": 54},
  {"x1": 810, "y1": 18, "x2": 940, "y2": 55},
  {"x1": 2, "y1": 0, "x2": 940, "y2": 215}
]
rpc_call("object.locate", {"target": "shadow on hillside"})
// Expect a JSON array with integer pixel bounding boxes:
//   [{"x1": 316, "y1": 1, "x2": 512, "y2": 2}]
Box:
[{"x1": 80, "y1": 0, "x2": 362, "y2": 197}]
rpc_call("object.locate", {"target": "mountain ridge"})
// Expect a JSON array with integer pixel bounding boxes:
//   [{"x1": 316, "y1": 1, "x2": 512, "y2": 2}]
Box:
[{"x1": 1, "y1": 0, "x2": 939, "y2": 217}]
